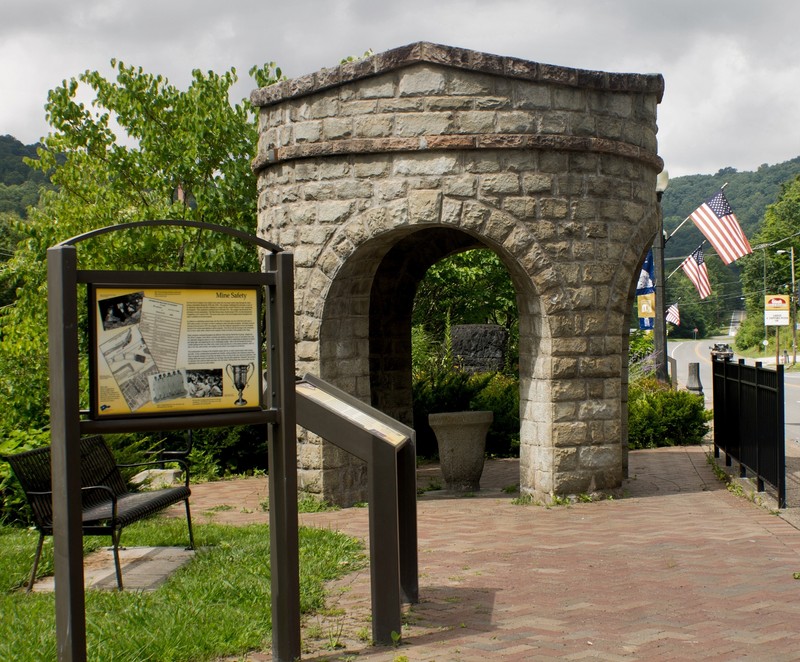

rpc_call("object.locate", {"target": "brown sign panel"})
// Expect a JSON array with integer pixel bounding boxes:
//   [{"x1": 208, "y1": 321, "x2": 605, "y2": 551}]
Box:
[{"x1": 90, "y1": 286, "x2": 262, "y2": 417}]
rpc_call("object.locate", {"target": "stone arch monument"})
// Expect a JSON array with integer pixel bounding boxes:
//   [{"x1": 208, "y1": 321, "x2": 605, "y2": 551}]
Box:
[{"x1": 252, "y1": 42, "x2": 664, "y2": 504}]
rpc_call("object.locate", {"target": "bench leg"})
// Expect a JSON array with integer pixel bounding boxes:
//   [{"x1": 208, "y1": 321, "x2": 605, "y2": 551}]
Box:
[
  {"x1": 184, "y1": 498, "x2": 195, "y2": 550},
  {"x1": 26, "y1": 532, "x2": 45, "y2": 593},
  {"x1": 111, "y1": 529, "x2": 123, "y2": 590}
]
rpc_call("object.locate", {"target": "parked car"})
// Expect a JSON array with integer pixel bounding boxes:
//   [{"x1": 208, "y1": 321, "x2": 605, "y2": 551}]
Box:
[{"x1": 709, "y1": 343, "x2": 734, "y2": 361}]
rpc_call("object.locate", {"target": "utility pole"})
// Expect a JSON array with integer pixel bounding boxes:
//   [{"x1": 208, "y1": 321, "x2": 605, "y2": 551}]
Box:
[
  {"x1": 792, "y1": 246, "x2": 796, "y2": 365},
  {"x1": 777, "y1": 246, "x2": 797, "y2": 364}
]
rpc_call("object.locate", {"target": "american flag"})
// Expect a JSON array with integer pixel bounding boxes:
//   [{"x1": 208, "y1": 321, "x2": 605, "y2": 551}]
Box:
[
  {"x1": 689, "y1": 188, "x2": 752, "y2": 265},
  {"x1": 666, "y1": 303, "x2": 680, "y2": 326},
  {"x1": 680, "y1": 247, "x2": 712, "y2": 299}
]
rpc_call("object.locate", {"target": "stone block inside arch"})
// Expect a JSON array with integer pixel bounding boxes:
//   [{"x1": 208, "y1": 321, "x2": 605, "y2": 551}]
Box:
[{"x1": 252, "y1": 42, "x2": 664, "y2": 504}]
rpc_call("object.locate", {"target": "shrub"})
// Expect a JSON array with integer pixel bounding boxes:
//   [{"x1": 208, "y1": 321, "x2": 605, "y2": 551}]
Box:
[
  {"x1": 412, "y1": 364, "x2": 492, "y2": 457},
  {"x1": 734, "y1": 315, "x2": 764, "y2": 352},
  {"x1": 471, "y1": 372, "x2": 520, "y2": 457},
  {"x1": 627, "y1": 378, "x2": 711, "y2": 449},
  {"x1": 628, "y1": 330, "x2": 655, "y2": 363},
  {"x1": 154, "y1": 425, "x2": 267, "y2": 478},
  {"x1": 412, "y1": 316, "x2": 519, "y2": 458}
]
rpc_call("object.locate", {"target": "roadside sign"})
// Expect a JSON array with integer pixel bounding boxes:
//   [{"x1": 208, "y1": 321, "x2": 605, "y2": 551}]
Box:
[{"x1": 765, "y1": 294, "x2": 790, "y2": 326}]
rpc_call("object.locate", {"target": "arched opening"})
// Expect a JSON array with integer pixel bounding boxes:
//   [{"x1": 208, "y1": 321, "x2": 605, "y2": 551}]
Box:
[
  {"x1": 313, "y1": 225, "x2": 544, "y2": 504},
  {"x1": 406, "y1": 247, "x2": 520, "y2": 460}
]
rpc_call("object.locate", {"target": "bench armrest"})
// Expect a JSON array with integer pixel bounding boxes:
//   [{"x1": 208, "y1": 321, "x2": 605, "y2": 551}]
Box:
[{"x1": 25, "y1": 490, "x2": 54, "y2": 498}]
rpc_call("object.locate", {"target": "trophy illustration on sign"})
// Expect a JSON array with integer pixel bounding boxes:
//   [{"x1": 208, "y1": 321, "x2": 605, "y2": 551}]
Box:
[{"x1": 226, "y1": 362, "x2": 254, "y2": 406}]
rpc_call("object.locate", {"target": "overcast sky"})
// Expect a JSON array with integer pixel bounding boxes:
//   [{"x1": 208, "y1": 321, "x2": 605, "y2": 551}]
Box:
[{"x1": 2, "y1": 0, "x2": 798, "y2": 178}]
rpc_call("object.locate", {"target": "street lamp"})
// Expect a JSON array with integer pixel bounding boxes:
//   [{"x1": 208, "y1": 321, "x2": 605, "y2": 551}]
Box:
[
  {"x1": 776, "y1": 247, "x2": 797, "y2": 364},
  {"x1": 653, "y1": 170, "x2": 669, "y2": 382}
]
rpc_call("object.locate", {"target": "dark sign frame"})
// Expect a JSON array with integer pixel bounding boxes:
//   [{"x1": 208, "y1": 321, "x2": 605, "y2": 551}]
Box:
[{"x1": 47, "y1": 220, "x2": 301, "y2": 662}]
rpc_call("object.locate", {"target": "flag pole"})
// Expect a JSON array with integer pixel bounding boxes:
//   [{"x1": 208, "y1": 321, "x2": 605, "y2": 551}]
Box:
[
  {"x1": 654, "y1": 173, "x2": 669, "y2": 383},
  {"x1": 665, "y1": 215, "x2": 692, "y2": 243},
  {"x1": 667, "y1": 241, "x2": 707, "y2": 280},
  {"x1": 664, "y1": 182, "x2": 728, "y2": 244},
  {"x1": 665, "y1": 297, "x2": 682, "y2": 309}
]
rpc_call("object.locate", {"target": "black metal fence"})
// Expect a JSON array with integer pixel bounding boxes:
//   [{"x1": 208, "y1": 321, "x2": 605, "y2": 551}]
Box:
[{"x1": 712, "y1": 358, "x2": 785, "y2": 507}]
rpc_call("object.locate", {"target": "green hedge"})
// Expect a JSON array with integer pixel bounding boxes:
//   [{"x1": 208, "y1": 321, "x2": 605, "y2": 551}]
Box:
[
  {"x1": 412, "y1": 366, "x2": 519, "y2": 458},
  {"x1": 628, "y1": 378, "x2": 711, "y2": 449}
]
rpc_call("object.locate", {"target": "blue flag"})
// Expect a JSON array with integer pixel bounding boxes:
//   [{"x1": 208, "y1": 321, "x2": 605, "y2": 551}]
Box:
[{"x1": 636, "y1": 249, "x2": 655, "y2": 330}]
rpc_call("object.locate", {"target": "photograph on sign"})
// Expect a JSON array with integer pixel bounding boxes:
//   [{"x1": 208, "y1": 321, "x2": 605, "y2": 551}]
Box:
[{"x1": 91, "y1": 286, "x2": 261, "y2": 417}]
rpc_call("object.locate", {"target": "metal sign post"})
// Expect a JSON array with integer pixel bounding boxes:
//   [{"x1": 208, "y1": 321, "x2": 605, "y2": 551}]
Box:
[
  {"x1": 46, "y1": 221, "x2": 300, "y2": 662},
  {"x1": 48, "y1": 244, "x2": 87, "y2": 661},
  {"x1": 295, "y1": 373, "x2": 419, "y2": 645}
]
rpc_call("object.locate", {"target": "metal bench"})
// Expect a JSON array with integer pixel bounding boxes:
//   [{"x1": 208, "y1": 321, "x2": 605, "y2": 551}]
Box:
[{"x1": 2, "y1": 434, "x2": 194, "y2": 591}]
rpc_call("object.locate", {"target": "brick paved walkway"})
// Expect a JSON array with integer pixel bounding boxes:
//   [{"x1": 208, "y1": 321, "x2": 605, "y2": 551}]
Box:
[{"x1": 179, "y1": 445, "x2": 800, "y2": 661}]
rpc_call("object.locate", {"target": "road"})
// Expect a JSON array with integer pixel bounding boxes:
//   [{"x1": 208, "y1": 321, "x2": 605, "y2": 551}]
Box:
[{"x1": 668, "y1": 338, "x2": 800, "y2": 445}]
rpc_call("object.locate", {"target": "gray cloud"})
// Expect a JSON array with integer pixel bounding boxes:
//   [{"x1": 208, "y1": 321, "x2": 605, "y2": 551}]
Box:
[{"x1": 2, "y1": 0, "x2": 799, "y2": 177}]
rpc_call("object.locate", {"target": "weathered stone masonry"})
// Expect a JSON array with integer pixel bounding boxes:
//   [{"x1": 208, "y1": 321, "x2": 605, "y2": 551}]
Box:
[{"x1": 252, "y1": 42, "x2": 664, "y2": 504}]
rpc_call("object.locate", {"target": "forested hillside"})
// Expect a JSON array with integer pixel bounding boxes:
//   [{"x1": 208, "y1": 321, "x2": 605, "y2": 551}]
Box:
[
  {"x1": 657, "y1": 158, "x2": 800, "y2": 337},
  {"x1": 660, "y1": 158, "x2": 800, "y2": 260},
  {"x1": 4, "y1": 130, "x2": 797, "y2": 245},
  {"x1": 0, "y1": 135, "x2": 50, "y2": 218}
]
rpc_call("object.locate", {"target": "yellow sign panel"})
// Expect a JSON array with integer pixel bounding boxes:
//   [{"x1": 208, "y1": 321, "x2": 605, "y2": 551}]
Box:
[
  {"x1": 637, "y1": 293, "x2": 655, "y2": 318},
  {"x1": 92, "y1": 287, "x2": 261, "y2": 417}
]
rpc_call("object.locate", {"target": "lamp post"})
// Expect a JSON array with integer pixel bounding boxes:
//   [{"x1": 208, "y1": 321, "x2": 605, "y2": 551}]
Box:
[
  {"x1": 653, "y1": 170, "x2": 669, "y2": 382},
  {"x1": 777, "y1": 247, "x2": 797, "y2": 364}
]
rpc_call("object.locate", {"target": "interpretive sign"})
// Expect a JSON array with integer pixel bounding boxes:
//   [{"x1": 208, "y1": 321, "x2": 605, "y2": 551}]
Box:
[
  {"x1": 90, "y1": 286, "x2": 262, "y2": 417},
  {"x1": 295, "y1": 373, "x2": 417, "y2": 645},
  {"x1": 296, "y1": 380, "x2": 408, "y2": 447}
]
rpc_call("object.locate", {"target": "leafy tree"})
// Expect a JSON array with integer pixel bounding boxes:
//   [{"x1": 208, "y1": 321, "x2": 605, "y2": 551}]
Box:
[
  {"x1": 0, "y1": 211, "x2": 26, "y2": 307},
  {"x1": 0, "y1": 180, "x2": 45, "y2": 217},
  {"x1": 737, "y1": 175, "x2": 800, "y2": 350},
  {"x1": 0, "y1": 135, "x2": 49, "y2": 188},
  {"x1": 660, "y1": 158, "x2": 800, "y2": 330},
  {"x1": 0, "y1": 136, "x2": 54, "y2": 219},
  {"x1": 412, "y1": 249, "x2": 518, "y2": 369},
  {"x1": 0, "y1": 60, "x2": 283, "y2": 432}
]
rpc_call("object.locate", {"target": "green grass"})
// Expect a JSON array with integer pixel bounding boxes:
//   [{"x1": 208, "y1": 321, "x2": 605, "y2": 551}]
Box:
[
  {"x1": 259, "y1": 492, "x2": 340, "y2": 513},
  {"x1": 0, "y1": 518, "x2": 364, "y2": 661}
]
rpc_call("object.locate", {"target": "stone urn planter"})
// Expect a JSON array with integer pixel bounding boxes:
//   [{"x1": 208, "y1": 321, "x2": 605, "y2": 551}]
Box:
[{"x1": 428, "y1": 410, "x2": 493, "y2": 492}]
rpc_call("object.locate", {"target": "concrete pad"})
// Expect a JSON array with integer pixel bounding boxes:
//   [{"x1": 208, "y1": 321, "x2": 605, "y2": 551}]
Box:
[{"x1": 31, "y1": 546, "x2": 195, "y2": 592}]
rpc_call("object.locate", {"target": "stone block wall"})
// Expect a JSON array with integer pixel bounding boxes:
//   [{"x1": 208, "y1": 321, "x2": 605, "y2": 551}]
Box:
[{"x1": 252, "y1": 42, "x2": 664, "y2": 503}]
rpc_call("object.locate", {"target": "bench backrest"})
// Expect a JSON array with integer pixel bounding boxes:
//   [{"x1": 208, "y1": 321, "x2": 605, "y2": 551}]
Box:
[
  {"x1": 2, "y1": 443, "x2": 53, "y2": 528},
  {"x1": 3, "y1": 435, "x2": 128, "y2": 529}
]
